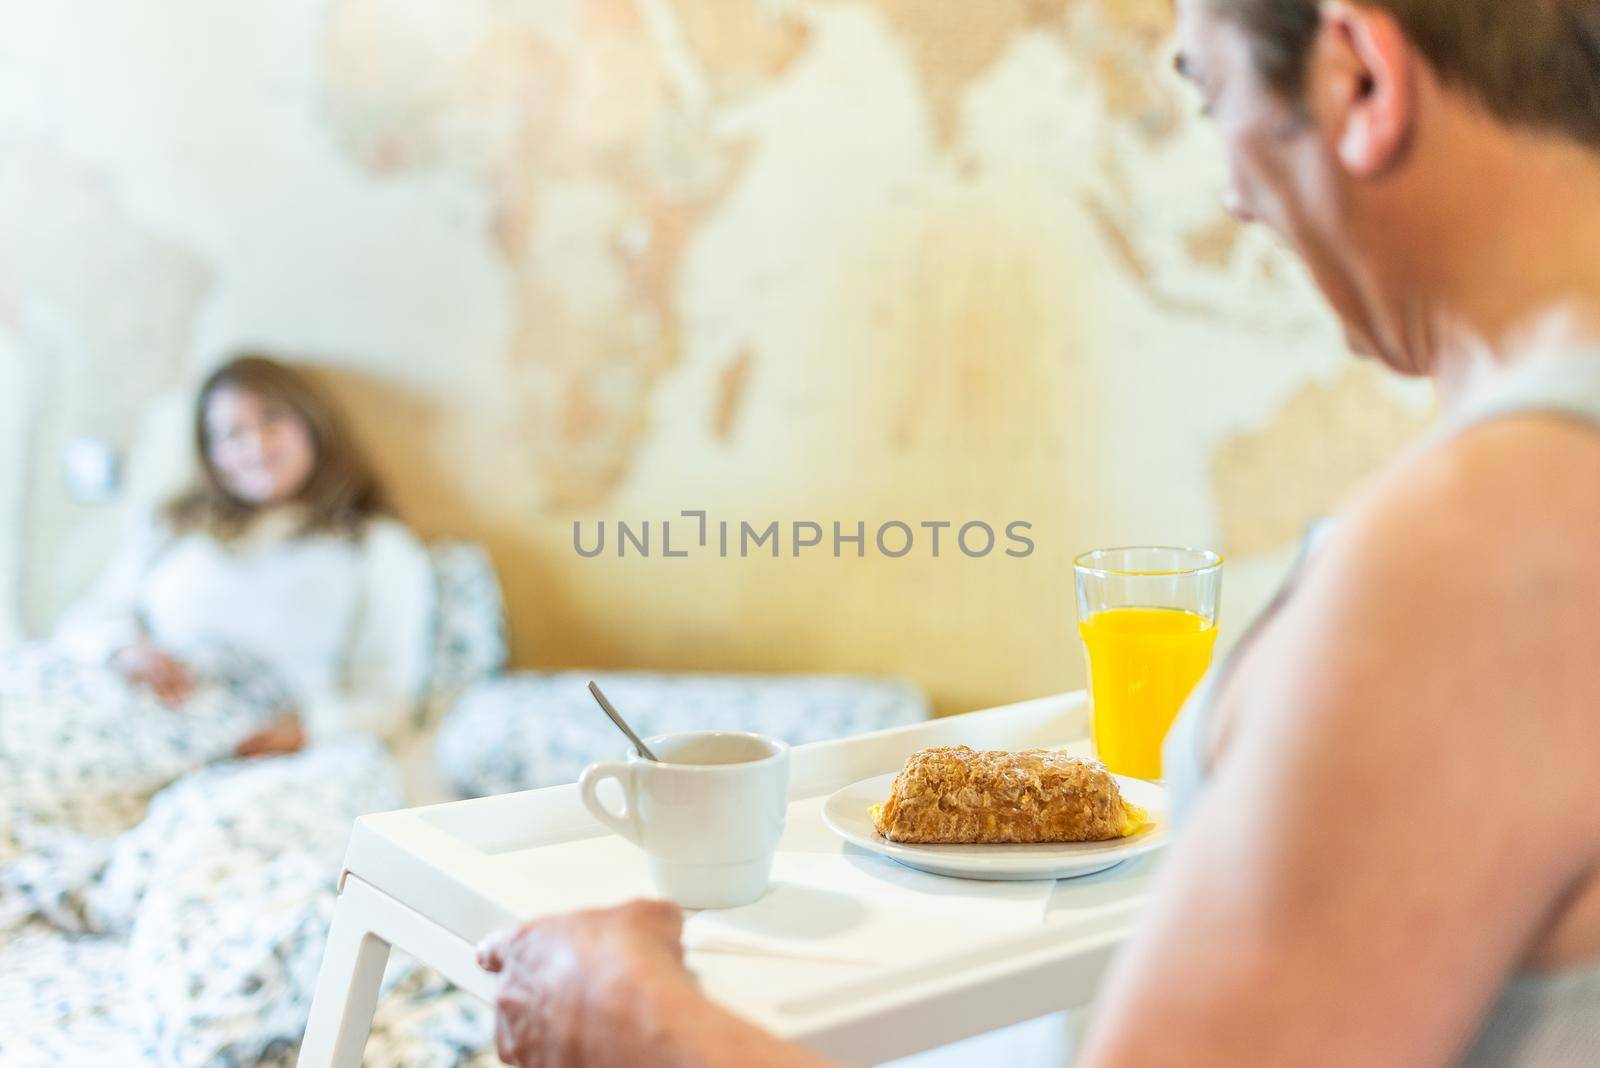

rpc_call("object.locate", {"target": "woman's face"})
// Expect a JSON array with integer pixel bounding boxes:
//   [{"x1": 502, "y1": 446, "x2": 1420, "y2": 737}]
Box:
[{"x1": 203, "y1": 386, "x2": 317, "y2": 506}]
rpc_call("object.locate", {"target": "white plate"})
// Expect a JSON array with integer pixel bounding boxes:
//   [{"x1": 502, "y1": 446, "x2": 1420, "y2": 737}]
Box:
[{"x1": 821, "y1": 771, "x2": 1168, "y2": 881}]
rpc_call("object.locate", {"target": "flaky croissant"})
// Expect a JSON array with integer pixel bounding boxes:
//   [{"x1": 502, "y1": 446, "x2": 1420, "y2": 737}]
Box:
[{"x1": 872, "y1": 745, "x2": 1146, "y2": 844}]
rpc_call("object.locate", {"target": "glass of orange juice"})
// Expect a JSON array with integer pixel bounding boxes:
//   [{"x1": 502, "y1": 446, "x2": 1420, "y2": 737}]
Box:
[{"x1": 1075, "y1": 547, "x2": 1222, "y2": 780}]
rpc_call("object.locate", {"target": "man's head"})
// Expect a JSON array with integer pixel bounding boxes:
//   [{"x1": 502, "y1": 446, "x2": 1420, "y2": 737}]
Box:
[{"x1": 1175, "y1": 0, "x2": 1600, "y2": 372}]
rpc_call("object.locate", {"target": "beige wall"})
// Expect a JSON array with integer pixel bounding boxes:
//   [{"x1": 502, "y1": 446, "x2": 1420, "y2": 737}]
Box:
[{"x1": 0, "y1": 1, "x2": 1431, "y2": 714}]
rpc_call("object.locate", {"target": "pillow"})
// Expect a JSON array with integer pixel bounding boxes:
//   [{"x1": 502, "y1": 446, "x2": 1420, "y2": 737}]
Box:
[
  {"x1": 423, "y1": 543, "x2": 507, "y2": 727},
  {"x1": 436, "y1": 671, "x2": 931, "y2": 797}
]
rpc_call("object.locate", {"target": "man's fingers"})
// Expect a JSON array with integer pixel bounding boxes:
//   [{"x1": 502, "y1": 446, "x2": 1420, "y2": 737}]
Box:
[
  {"x1": 477, "y1": 926, "x2": 521, "y2": 972},
  {"x1": 628, "y1": 898, "x2": 685, "y2": 938},
  {"x1": 493, "y1": 1000, "x2": 517, "y2": 1064}
]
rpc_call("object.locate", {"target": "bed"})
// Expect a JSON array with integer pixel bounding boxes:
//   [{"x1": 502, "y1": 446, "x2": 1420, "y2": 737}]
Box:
[{"x1": 0, "y1": 543, "x2": 928, "y2": 1065}]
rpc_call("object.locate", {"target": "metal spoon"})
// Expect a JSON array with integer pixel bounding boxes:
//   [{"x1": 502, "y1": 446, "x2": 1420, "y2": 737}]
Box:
[{"x1": 586, "y1": 681, "x2": 660, "y2": 762}]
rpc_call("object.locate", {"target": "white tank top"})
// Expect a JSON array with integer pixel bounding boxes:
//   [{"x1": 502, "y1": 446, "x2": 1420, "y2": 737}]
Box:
[{"x1": 1163, "y1": 350, "x2": 1600, "y2": 1065}]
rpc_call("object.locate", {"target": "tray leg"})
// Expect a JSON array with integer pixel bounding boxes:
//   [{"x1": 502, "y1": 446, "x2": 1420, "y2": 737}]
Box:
[{"x1": 298, "y1": 883, "x2": 392, "y2": 1067}]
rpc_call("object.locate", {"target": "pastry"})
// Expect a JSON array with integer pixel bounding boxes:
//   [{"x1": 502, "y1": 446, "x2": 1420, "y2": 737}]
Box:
[{"x1": 871, "y1": 745, "x2": 1146, "y2": 844}]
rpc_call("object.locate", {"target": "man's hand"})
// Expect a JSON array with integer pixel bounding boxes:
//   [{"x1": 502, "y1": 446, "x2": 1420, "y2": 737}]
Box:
[
  {"x1": 477, "y1": 900, "x2": 693, "y2": 1068},
  {"x1": 112, "y1": 641, "x2": 195, "y2": 706},
  {"x1": 235, "y1": 714, "x2": 306, "y2": 758}
]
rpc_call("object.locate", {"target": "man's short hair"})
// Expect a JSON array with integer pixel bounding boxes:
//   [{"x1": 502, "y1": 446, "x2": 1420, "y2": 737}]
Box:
[{"x1": 1212, "y1": 0, "x2": 1600, "y2": 149}]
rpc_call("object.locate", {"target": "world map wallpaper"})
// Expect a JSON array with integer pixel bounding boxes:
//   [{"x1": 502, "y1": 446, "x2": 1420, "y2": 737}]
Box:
[{"x1": 0, "y1": 0, "x2": 1430, "y2": 711}]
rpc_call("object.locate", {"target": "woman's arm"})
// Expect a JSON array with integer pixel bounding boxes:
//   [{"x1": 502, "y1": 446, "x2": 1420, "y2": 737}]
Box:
[
  {"x1": 56, "y1": 511, "x2": 195, "y2": 704},
  {"x1": 300, "y1": 519, "x2": 437, "y2": 745},
  {"x1": 1079, "y1": 418, "x2": 1600, "y2": 1066},
  {"x1": 54, "y1": 510, "x2": 167, "y2": 662}
]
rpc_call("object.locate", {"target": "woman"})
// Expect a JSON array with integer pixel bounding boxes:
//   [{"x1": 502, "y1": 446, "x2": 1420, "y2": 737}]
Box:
[
  {"x1": 3, "y1": 355, "x2": 439, "y2": 1063},
  {"x1": 478, "y1": 1, "x2": 1600, "y2": 1065},
  {"x1": 56, "y1": 354, "x2": 435, "y2": 754}
]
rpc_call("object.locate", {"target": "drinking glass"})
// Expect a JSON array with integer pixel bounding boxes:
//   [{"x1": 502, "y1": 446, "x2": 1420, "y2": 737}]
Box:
[{"x1": 1075, "y1": 547, "x2": 1223, "y2": 779}]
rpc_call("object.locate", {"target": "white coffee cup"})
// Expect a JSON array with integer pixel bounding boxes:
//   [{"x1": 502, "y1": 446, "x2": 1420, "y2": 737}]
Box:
[{"x1": 579, "y1": 730, "x2": 790, "y2": 910}]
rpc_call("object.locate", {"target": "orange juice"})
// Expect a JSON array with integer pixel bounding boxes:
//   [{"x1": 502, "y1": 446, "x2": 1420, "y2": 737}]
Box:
[{"x1": 1078, "y1": 607, "x2": 1217, "y2": 779}]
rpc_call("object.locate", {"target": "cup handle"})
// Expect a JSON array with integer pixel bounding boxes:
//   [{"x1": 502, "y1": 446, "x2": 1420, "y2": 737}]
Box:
[{"x1": 579, "y1": 761, "x2": 641, "y2": 845}]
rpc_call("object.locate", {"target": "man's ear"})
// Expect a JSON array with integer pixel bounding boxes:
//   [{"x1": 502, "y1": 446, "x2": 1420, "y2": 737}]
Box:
[{"x1": 1316, "y1": 1, "x2": 1416, "y2": 177}]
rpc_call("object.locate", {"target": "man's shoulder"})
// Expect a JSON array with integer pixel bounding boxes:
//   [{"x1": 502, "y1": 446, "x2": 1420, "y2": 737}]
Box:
[
  {"x1": 1338, "y1": 411, "x2": 1600, "y2": 589},
  {"x1": 1270, "y1": 410, "x2": 1600, "y2": 709}
]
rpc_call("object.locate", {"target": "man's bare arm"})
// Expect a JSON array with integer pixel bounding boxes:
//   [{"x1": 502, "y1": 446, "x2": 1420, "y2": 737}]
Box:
[{"x1": 1079, "y1": 419, "x2": 1600, "y2": 1065}]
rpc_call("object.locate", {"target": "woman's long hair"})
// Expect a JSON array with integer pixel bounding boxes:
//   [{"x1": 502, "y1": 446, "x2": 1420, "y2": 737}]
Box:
[{"x1": 165, "y1": 355, "x2": 388, "y2": 540}]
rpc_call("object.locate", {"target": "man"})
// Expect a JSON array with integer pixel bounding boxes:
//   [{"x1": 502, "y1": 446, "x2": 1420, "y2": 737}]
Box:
[{"x1": 478, "y1": 2, "x2": 1600, "y2": 1063}]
